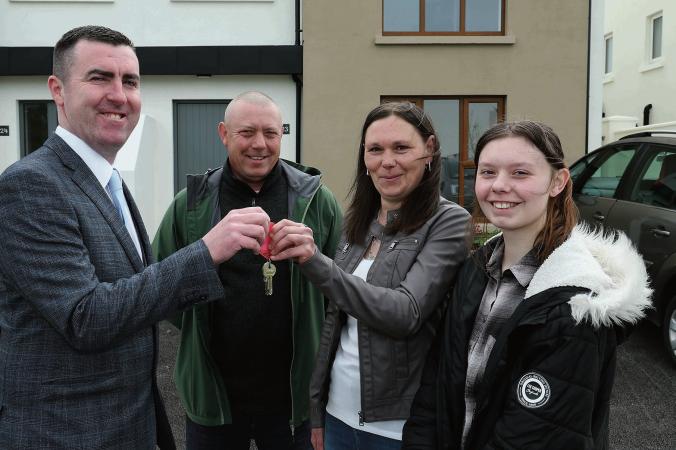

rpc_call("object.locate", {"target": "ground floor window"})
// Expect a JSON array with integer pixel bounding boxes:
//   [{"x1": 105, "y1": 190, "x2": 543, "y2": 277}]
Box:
[
  {"x1": 381, "y1": 95, "x2": 505, "y2": 208},
  {"x1": 19, "y1": 100, "x2": 57, "y2": 156}
]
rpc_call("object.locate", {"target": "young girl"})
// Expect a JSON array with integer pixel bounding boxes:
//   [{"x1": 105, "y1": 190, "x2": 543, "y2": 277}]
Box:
[{"x1": 402, "y1": 120, "x2": 652, "y2": 450}]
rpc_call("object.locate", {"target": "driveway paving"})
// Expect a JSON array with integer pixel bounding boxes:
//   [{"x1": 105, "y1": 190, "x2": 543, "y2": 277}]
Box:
[{"x1": 158, "y1": 319, "x2": 676, "y2": 449}]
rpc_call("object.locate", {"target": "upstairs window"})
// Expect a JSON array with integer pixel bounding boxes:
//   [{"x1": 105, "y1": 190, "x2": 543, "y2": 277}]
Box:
[
  {"x1": 383, "y1": 0, "x2": 505, "y2": 35},
  {"x1": 650, "y1": 13, "x2": 663, "y2": 60}
]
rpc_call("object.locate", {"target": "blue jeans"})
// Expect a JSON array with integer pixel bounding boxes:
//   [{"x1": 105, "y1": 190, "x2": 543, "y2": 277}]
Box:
[
  {"x1": 186, "y1": 415, "x2": 312, "y2": 450},
  {"x1": 324, "y1": 414, "x2": 401, "y2": 450}
]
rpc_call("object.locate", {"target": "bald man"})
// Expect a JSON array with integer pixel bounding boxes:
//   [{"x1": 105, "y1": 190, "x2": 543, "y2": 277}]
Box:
[{"x1": 153, "y1": 91, "x2": 342, "y2": 450}]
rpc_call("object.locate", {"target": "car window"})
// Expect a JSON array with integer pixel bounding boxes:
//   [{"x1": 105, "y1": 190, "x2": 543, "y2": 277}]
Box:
[
  {"x1": 570, "y1": 151, "x2": 600, "y2": 183},
  {"x1": 579, "y1": 147, "x2": 636, "y2": 198},
  {"x1": 629, "y1": 148, "x2": 676, "y2": 209}
]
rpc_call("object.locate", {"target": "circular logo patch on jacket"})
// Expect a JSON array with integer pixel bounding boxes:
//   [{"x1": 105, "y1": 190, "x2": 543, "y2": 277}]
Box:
[{"x1": 517, "y1": 372, "x2": 550, "y2": 408}]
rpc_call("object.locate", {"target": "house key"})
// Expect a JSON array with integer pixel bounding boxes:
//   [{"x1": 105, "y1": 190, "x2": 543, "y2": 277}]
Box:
[{"x1": 262, "y1": 260, "x2": 277, "y2": 296}]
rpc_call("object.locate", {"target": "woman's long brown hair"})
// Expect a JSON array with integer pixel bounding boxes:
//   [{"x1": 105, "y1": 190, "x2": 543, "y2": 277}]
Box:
[{"x1": 344, "y1": 102, "x2": 441, "y2": 243}]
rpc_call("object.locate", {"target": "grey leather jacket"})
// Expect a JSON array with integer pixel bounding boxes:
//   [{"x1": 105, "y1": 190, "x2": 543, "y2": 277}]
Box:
[{"x1": 301, "y1": 198, "x2": 470, "y2": 427}]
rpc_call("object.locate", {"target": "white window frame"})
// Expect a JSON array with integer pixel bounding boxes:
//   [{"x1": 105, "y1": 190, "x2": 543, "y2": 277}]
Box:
[
  {"x1": 641, "y1": 11, "x2": 665, "y2": 72},
  {"x1": 603, "y1": 33, "x2": 614, "y2": 82}
]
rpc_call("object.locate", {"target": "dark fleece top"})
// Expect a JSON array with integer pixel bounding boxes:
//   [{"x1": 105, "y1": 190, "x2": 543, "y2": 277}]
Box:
[{"x1": 211, "y1": 160, "x2": 292, "y2": 416}]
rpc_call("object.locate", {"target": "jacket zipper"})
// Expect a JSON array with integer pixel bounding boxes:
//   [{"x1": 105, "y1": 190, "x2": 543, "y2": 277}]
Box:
[{"x1": 355, "y1": 233, "x2": 380, "y2": 425}]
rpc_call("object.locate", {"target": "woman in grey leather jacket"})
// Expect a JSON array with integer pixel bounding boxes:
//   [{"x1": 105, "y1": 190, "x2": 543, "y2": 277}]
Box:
[{"x1": 271, "y1": 102, "x2": 470, "y2": 450}]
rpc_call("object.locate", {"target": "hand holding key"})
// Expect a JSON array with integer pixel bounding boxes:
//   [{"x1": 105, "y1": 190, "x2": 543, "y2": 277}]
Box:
[
  {"x1": 269, "y1": 219, "x2": 317, "y2": 264},
  {"x1": 202, "y1": 207, "x2": 270, "y2": 264}
]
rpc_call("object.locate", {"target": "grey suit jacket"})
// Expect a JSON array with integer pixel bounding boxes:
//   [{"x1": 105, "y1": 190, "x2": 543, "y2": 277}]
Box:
[{"x1": 0, "y1": 135, "x2": 223, "y2": 449}]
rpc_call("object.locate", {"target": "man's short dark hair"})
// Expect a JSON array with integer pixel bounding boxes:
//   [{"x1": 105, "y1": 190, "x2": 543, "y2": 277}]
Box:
[{"x1": 53, "y1": 25, "x2": 135, "y2": 80}]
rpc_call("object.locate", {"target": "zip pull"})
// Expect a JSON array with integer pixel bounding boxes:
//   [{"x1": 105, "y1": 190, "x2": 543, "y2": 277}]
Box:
[
  {"x1": 341, "y1": 242, "x2": 350, "y2": 253},
  {"x1": 388, "y1": 240, "x2": 398, "y2": 250},
  {"x1": 290, "y1": 423, "x2": 295, "y2": 440},
  {"x1": 251, "y1": 198, "x2": 256, "y2": 206},
  {"x1": 358, "y1": 410, "x2": 364, "y2": 426}
]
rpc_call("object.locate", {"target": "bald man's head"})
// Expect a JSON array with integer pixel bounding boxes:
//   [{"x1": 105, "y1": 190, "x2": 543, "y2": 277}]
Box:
[
  {"x1": 223, "y1": 91, "x2": 282, "y2": 127},
  {"x1": 218, "y1": 91, "x2": 283, "y2": 192}
]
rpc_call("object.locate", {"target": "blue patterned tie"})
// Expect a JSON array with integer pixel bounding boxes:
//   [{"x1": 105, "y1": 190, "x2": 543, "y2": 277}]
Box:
[
  {"x1": 107, "y1": 169, "x2": 126, "y2": 223},
  {"x1": 107, "y1": 169, "x2": 143, "y2": 259}
]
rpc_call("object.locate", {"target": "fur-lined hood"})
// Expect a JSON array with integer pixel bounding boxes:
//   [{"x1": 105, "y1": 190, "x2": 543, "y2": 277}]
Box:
[{"x1": 525, "y1": 224, "x2": 652, "y2": 328}]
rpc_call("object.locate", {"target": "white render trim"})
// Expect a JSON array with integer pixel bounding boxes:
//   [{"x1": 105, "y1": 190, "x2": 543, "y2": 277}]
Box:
[{"x1": 639, "y1": 56, "x2": 665, "y2": 73}]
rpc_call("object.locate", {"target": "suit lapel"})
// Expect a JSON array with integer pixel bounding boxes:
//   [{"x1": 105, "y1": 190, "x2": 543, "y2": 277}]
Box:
[{"x1": 47, "y1": 135, "x2": 145, "y2": 272}]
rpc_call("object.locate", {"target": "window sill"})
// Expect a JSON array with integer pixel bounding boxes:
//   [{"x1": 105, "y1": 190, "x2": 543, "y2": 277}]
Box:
[
  {"x1": 603, "y1": 73, "x2": 615, "y2": 84},
  {"x1": 639, "y1": 57, "x2": 665, "y2": 73},
  {"x1": 375, "y1": 35, "x2": 516, "y2": 45}
]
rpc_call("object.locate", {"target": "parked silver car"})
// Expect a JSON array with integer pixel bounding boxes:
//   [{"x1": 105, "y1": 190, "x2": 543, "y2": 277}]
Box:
[{"x1": 570, "y1": 131, "x2": 676, "y2": 364}]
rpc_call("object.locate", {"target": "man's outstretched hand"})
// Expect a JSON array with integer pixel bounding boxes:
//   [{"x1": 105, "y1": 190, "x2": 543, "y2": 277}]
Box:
[{"x1": 202, "y1": 207, "x2": 270, "y2": 264}]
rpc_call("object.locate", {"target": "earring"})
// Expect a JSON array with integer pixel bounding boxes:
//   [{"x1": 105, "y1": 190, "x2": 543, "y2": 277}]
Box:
[
  {"x1": 426, "y1": 161, "x2": 431, "y2": 172},
  {"x1": 366, "y1": 168, "x2": 369, "y2": 176}
]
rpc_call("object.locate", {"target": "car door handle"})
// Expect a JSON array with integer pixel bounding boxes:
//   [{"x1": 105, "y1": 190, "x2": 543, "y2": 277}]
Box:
[
  {"x1": 650, "y1": 228, "x2": 671, "y2": 237},
  {"x1": 592, "y1": 212, "x2": 605, "y2": 222}
]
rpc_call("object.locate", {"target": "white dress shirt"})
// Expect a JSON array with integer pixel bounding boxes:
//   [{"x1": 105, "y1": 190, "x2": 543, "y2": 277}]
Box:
[{"x1": 55, "y1": 126, "x2": 143, "y2": 259}]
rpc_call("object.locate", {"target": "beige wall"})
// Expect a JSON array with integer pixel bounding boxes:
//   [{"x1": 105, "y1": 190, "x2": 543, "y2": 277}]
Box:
[{"x1": 303, "y1": 0, "x2": 590, "y2": 205}]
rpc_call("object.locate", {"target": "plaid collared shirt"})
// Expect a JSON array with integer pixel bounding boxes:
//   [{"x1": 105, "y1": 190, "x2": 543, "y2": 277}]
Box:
[{"x1": 461, "y1": 237, "x2": 539, "y2": 449}]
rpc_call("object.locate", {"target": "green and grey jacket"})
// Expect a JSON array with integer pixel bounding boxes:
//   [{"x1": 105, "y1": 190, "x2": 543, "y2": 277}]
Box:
[{"x1": 152, "y1": 159, "x2": 343, "y2": 427}]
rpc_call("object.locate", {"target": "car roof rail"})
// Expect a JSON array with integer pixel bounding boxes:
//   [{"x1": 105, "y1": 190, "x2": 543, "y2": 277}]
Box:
[{"x1": 619, "y1": 131, "x2": 676, "y2": 140}]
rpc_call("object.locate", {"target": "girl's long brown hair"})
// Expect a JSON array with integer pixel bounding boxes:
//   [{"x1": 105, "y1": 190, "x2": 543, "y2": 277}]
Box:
[{"x1": 472, "y1": 120, "x2": 578, "y2": 263}]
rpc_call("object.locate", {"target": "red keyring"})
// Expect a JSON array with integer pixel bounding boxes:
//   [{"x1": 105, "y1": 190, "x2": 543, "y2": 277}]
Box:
[{"x1": 259, "y1": 222, "x2": 275, "y2": 259}]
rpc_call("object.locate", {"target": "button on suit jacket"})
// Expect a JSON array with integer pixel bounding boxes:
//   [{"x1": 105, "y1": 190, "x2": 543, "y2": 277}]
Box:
[{"x1": 0, "y1": 134, "x2": 223, "y2": 449}]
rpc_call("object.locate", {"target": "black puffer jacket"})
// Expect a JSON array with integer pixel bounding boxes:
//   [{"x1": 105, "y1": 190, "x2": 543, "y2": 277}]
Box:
[{"x1": 402, "y1": 226, "x2": 652, "y2": 450}]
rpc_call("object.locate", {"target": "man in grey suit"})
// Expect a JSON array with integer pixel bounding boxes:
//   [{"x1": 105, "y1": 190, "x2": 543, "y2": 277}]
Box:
[{"x1": 0, "y1": 26, "x2": 271, "y2": 449}]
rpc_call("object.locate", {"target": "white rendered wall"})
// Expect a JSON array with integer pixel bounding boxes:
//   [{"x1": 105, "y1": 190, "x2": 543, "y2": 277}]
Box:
[
  {"x1": 603, "y1": 0, "x2": 674, "y2": 130},
  {"x1": 1, "y1": 0, "x2": 297, "y2": 238},
  {"x1": 0, "y1": 75, "x2": 298, "y2": 238},
  {"x1": 1, "y1": 0, "x2": 294, "y2": 46}
]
